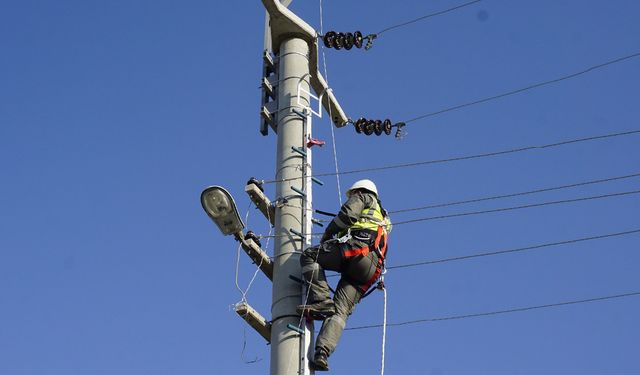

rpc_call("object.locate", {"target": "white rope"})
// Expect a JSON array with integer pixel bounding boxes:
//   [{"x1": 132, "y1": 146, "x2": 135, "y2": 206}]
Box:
[
  {"x1": 319, "y1": 0, "x2": 343, "y2": 206},
  {"x1": 234, "y1": 203, "x2": 273, "y2": 303},
  {"x1": 381, "y1": 283, "x2": 388, "y2": 375}
]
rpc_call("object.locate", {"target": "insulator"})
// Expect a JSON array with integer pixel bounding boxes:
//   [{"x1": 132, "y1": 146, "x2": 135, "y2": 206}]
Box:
[
  {"x1": 364, "y1": 120, "x2": 375, "y2": 135},
  {"x1": 246, "y1": 177, "x2": 264, "y2": 192},
  {"x1": 354, "y1": 31, "x2": 364, "y2": 49},
  {"x1": 355, "y1": 117, "x2": 366, "y2": 133},
  {"x1": 344, "y1": 32, "x2": 354, "y2": 50},
  {"x1": 394, "y1": 122, "x2": 406, "y2": 139},
  {"x1": 245, "y1": 231, "x2": 262, "y2": 248},
  {"x1": 374, "y1": 120, "x2": 383, "y2": 136},
  {"x1": 334, "y1": 33, "x2": 345, "y2": 50},
  {"x1": 383, "y1": 119, "x2": 392, "y2": 135},
  {"x1": 323, "y1": 31, "x2": 336, "y2": 49},
  {"x1": 365, "y1": 34, "x2": 377, "y2": 51}
]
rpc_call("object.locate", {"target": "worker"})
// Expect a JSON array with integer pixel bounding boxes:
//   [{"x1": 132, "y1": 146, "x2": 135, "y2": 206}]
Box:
[{"x1": 297, "y1": 179, "x2": 392, "y2": 371}]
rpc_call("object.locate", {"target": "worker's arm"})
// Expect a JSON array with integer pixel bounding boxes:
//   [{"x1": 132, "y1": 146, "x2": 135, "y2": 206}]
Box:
[{"x1": 321, "y1": 192, "x2": 374, "y2": 242}]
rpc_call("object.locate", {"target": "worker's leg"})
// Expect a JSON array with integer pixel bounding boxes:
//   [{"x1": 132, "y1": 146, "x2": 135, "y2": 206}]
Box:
[
  {"x1": 315, "y1": 251, "x2": 379, "y2": 354},
  {"x1": 315, "y1": 278, "x2": 362, "y2": 356},
  {"x1": 299, "y1": 242, "x2": 343, "y2": 304}
]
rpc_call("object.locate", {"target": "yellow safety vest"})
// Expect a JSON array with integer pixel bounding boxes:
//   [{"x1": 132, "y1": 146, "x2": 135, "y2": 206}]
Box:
[{"x1": 350, "y1": 200, "x2": 392, "y2": 233}]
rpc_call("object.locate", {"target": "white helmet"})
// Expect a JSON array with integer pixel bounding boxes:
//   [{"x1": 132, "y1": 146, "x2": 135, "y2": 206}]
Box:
[{"x1": 346, "y1": 179, "x2": 378, "y2": 196}]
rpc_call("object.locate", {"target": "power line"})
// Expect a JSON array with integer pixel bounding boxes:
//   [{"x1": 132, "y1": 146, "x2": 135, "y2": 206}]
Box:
[
  {"x1": 404, "y1": 52, "x2": 640, "y2": 124},
  {"x1": 390, "y1": 172, "x2": 640, "y2": 214},
  {"x1": 263, "y1": 129, "x2": 640, "y2": 184},
  {"x1": 392, "y1": 189, "x2": 640, "y2": 226},
  {"x1": 376, "y1": 0, "x2": 483, "y2": 36},
  {"x1": 387, "y1": 228, "x2": 640, "y2": 270},
  {"x1": 347, "y1": 291, "x2": 640, "y2": 331},
  {"x1": 263, "y1": 190, "x2": 639, "y2": 240}
]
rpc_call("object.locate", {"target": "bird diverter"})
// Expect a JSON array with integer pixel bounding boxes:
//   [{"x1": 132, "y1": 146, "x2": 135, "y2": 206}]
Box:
[{"x1": 200, "y1": 186, "x2": 245, "y2": 236}]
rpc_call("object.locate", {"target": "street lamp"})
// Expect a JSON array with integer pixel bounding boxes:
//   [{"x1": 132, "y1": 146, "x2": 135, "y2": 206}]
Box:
[{"x1": 200, "y1": 186, "x2": 245, "y2": 236}]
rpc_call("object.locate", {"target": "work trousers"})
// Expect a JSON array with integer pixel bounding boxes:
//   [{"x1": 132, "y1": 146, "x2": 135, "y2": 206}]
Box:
[{"x1": 300, "y1": 240, "x2": 380, "y2": 356}]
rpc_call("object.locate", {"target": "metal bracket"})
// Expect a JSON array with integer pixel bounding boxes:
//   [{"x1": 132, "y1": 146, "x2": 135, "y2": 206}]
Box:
[
  {"x1": 297, "y1": 74, "x2": 325, "y2": 118},
  {"x1": 235, "y1": 301, "x2": 272, "y2": 343}
]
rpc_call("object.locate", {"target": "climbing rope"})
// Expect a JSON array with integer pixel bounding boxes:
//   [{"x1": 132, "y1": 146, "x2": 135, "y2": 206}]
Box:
[{"x1": 380, "y1": 280, "x2": 388, "y2": 375}]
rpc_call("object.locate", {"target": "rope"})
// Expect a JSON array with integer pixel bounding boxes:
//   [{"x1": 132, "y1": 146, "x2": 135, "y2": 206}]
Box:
[
  {"x1": 319, "y1": 0, "x2": 343, "y2": 206},
  {"x1": 380, "y1": 282, "x2": 388, "y2": 375},
  {"x1": 234, "y1": 203, "x2": 272, "y2": 304}
]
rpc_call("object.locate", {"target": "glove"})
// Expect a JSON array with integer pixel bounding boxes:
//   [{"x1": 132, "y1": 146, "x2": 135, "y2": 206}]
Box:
[{"x1": 320, "y1": 232, "x2": 331, "y2": 244}]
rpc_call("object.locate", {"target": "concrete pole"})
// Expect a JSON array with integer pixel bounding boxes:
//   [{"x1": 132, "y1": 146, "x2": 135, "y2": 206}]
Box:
[{"x1": 271, "y1": 37, "x2": 313, "y2": 375}]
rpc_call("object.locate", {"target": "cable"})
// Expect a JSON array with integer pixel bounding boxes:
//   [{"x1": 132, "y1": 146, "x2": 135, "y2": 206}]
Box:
[
  {"x1": 346, "y1": 291, "x2": 640, "y2": 331},
  {"x1": 263, "y1": 129, "x2": 640, "y2": 184},
  {"x1": 405, "y1": 52, "x2": 640, "y2": 124},
  {"x1": 390, "y1": 172, "x2": 640, "y2": 214},
  {"x1": 392, "y1": 189, "x2": 640, "y2": 226},
  {"x1": 262, "y1": 189, "x2": 640, "y2": 239},
  {"x1": 376, "y1": 0, "x2": 483, "y2": 35},
  {"x1": 387, "y1": 228, "x2": 640, "y2": 270}
]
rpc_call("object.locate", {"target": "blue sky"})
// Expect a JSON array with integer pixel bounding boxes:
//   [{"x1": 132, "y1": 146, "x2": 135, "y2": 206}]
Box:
[{"x1": 1, "y1": 1, "x2": 639, "y2": 374}]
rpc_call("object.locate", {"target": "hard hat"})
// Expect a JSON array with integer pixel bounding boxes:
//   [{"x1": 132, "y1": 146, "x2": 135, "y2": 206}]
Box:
[{"x1": 346, "y1": 179, "x2": 378, "y2": 196}]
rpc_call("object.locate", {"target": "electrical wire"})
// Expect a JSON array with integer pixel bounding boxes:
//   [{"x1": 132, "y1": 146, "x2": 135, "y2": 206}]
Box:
[
  {"x1": 392, "y1": 189, "x2": 640, "y2": 226},
  {"x1": 376, "y1": 0, "x2": 483, "y2": 35},
  {"x1": 390, "y1": 172, "x2": 640, "y2": 214},
  {"x1": 263, "y1": 129, "x2": 640, "y2": 184},
  {"x1": 404, "y1": 52, "x2": 640, "y2": 124},
  {"x1": 346, "y1": 291, "x2": 640, "y2": 331},
  {"x1": 263, "y1": 188, "x2": 640, "y2": 240},
  {"x1": 387, "y1": 228, "x2": 640, "y2": 270}
]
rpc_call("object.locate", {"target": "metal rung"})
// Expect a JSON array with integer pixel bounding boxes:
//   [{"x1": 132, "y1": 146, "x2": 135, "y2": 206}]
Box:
[
  {"x1": 289, "y1": 274, "x2": 304, "y2": 284},
  {"x1": 291, "y1": 186, "x2": 306, "y2": 197},
  {"x1": 311, "y1": 177, "x2": 324, "y2": 186},
  {"x1": 291, "y1": 146, "x2": 307, "y2": 157},
  {"x1": 311, "y1": 218, "x2": 324, "y2": 227},
  {"x1": 289, "y1": 228, "x2": 304, "y2": 238},
  {"x1": 286, "y1": 323, "x2": 304, "y2": 335}
]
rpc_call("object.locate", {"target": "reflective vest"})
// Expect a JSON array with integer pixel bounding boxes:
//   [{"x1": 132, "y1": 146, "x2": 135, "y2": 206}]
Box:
[
  {"x1": 350, "y1": 200, "x2": 392, "y2": 234},
  {"x1": 342, "y1": 200, "x2": 392, "y2": 293}
]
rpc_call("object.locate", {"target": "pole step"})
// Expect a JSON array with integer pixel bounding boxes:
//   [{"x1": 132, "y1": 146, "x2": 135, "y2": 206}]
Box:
[
  {"x1": 311, "y1": 177, "x2": 324, "y2": 186},
  {"x1": 289, "y1": 228, "x2": 305, "y2": 238},
  {"x1": 291, "y1": 186, "x2": 306, "y2": 197},
  {"x1": 286, "y1": 323, "x2": 305, "y2": 335},
  {"x1": 291, "y1": 146, "x2": 307, "y2": 157}
]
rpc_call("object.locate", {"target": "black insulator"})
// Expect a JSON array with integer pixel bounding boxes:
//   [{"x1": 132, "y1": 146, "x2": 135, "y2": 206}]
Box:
[
  {"x1": 245, "y1": 231, "x2": 262, "y2": 248},
  {"x1": 323, "y1": 31, "x2": 336, "y2": 49},
  {"x1": 374, "y1": 120, "x2": 383, "y2": 136},
  {"x1": 355, "y1": 117, "x2": 366, "y2": 133},
  {"x1": 247, "y1": 177, "x2": 264, "y2": 192},
  {"x1": 364, "y1": 120, "x2": 375, "y2": 135},
  {"x1": 334, "y1": 33, "x2": 345, "y2": 50},
  {"x1": 344, "y1": 32, "x2": 354, "y2": 50},
  {"x1": 383, "y1": 119, "x2": 392, "y2": 135},
  {"x1": 354, "y1": 31, "x2": 364, "y2": 49}
]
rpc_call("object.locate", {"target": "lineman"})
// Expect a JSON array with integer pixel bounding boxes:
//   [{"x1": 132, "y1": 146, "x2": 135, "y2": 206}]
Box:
[{"x1": 297, "y1": 179, "x2": 392, "y2": 371}]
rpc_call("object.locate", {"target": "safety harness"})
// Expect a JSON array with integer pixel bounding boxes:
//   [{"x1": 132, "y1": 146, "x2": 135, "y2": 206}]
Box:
[{"x1": 342, "y1": 219, "x2": 390, "y2": 295}]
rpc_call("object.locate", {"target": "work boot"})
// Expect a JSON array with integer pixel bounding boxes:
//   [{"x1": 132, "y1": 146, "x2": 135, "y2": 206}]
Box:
[
  {"x1": 311, "y1": 349, "x2": 329, "y2": 371},
  {"x1": 296, "y1": 299, "x2": 335, "y2": 319}
]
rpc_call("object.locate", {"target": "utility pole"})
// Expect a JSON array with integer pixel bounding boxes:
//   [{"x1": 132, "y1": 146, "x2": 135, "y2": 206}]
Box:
[
  {"x1": 270, "y1": 37, "x2": 313, "y2": 375},
  {"x1": 260, "y1": 2, "x2": 348, "y2": 375},
  {"x1": 202, "y1": 2, "x2": 349, "y2": 375}
]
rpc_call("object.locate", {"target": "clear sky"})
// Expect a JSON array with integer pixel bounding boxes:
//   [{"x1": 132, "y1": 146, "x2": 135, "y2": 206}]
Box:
[{"x1": 1, "y1": 1, "x2": 639, "y2": 374}]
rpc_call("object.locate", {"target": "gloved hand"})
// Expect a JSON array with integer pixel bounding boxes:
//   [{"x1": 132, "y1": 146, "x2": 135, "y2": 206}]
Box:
[{"x1": 320, "y1": 232, "x2": 331, "y2": 244}]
